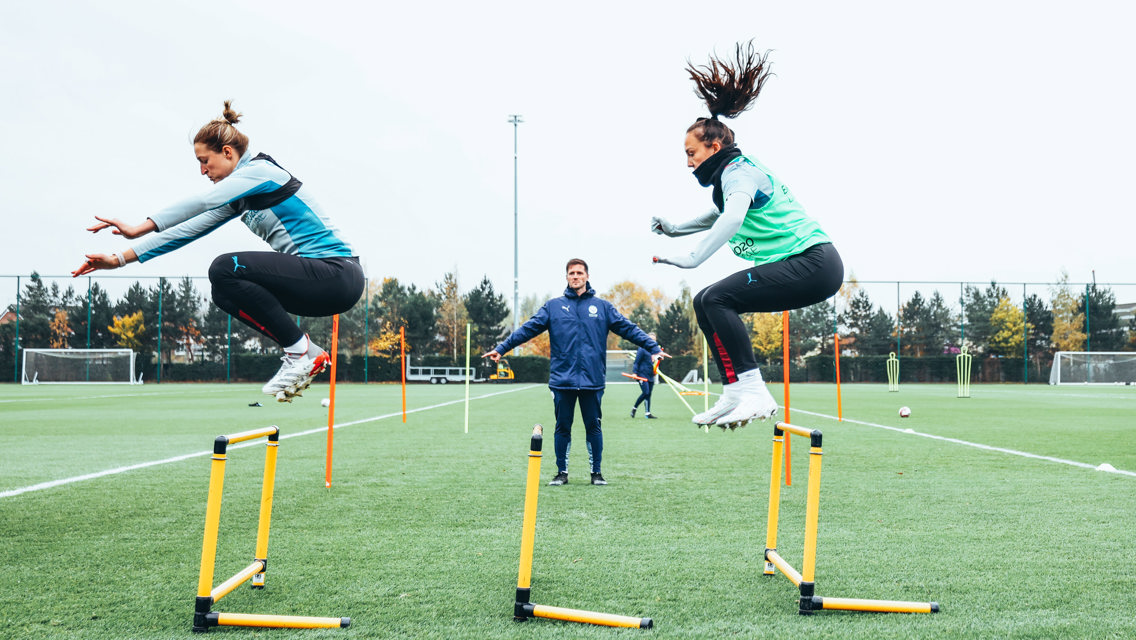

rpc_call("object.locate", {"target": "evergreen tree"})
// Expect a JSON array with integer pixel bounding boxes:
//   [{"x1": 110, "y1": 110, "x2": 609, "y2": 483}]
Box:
[
  {"x1": 464, "y1": 276, "x2": 509, "y2": 356},
  {"x1": 1077, "y1": 284, "x2": 1125, "y2": 351},
  {"x1": 963, "y1": 281, "x2": 1009, "y2": 353},
  {"x1": 1024, "y1": 293, "x2": 1054, "y2": 375},
  {"x1": 655, "y1": 298, "x2": 693, "y2": 355}
]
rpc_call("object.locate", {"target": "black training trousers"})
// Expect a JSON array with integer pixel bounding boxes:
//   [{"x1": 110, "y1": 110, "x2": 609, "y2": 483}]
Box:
[
  {"x1": 694, "y1": 242, "x2": 844, "y2": 384},
  {"x1": 208, "y1": 251, "x2": 365, "y2": 347}
]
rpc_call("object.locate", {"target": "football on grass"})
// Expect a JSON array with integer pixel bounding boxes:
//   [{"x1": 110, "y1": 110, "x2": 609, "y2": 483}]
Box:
[{"x1": 899, "y1": 406, "x2": 911, "y2": 418}]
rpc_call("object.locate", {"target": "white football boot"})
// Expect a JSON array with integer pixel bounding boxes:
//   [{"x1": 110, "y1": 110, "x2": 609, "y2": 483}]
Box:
[
  {"x1": 714, "y1": 370, "x2": 779, "y2": 430},
  {"x1": 262, "y1": 336, "x2": 330, "y2": 402},
  {"x1": 691, "y1": 384, "x2": 740, "y2": 426}
]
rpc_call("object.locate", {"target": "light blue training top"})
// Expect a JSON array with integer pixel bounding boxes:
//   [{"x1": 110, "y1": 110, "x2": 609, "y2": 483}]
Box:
[{"x1": 130, "y1": 150, "x2": 353, "y2": 263}]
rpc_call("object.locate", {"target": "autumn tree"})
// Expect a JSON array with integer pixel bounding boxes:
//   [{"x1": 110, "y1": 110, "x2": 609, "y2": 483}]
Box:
[
  {"x1": 49, "y1": 308, "x2": 72, "y2": 348},
  {"x1": 436, "y1": 271, "x2": 468, "y2": 361},
  {"x1": 1050, "y1": 272, "x2": 1086, "y2": 352},
  {"x1": 108, "y1": 311, "x2": 146, "y2": 352},
  {"x1": 988, "y1": 296, "x2": 1028, "y2": 357},
  {"x1": 749, "y1": 312, "x2": 783, "y2": 364}
]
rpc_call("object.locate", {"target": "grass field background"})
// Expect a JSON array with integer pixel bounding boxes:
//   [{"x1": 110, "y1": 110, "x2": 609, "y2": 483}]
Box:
[{"x1": 1, "y1": 380, "x2": 1134, "y2": 639}]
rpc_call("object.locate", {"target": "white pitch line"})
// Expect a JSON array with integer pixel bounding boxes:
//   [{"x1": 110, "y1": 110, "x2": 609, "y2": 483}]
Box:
[
  {"x1": 0, "y1": 384, "x2": 541, "y2": 499},
  {"x1": 788, "y1": 407, "x2": 1136, "y2": 478}
]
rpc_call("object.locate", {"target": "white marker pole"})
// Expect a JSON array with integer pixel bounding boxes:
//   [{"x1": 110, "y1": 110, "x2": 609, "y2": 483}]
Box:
[{"x1": 464, "y1": 323, "x2": 471, "y2": 434}]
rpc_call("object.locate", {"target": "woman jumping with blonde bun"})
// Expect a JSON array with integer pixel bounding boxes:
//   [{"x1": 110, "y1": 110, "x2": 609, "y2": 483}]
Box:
[{"x1": 74, "y1": 101, "x2": 363, "y2": 402}]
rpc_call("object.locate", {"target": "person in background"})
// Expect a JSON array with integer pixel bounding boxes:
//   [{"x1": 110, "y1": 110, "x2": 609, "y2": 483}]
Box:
[
  {"x1": 483, "y1": 259, "x2": 665, "y2": 486},
  {"x1": 630, "y1": 333, "x2": 659, "y2": 419}
]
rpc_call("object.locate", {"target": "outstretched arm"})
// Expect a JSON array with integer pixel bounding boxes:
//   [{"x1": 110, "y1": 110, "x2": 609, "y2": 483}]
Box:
[
  {"x1": 72, "y1": 248, "x2": 139, "y2": 277},
  {"x1": 485, "y1": 304, "x2": 551, "y2": 357},
  {"x1": 650, "y1": 208, "x2": 720, "y2": 237},
  {"x1": 654, "y1": 193, "x2": 752, "y2": 269}
]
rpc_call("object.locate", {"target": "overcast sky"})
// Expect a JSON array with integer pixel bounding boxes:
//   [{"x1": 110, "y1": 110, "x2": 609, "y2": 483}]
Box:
[{"x1": 3, "y1": 0, "x2": 1133, "y2": 312}]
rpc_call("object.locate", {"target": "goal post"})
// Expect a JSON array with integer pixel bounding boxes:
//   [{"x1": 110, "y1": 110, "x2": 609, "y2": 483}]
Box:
[
  {"x1": 1048, "y1": 351, "x2": 1136, "y2": 385},
  {"x1": 21, "y1": 349, "x2": 140, "y2": 385}
]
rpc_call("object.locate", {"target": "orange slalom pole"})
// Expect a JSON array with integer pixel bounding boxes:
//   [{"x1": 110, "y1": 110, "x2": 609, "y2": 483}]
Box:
[
  {"x1": 782, "y1": 312, "x2": 791, "y2": 485},
  {"x1": 406, "y1": 327, "x2": 411, "y2": 422},
  {"x1": 325, "y1": 315, "x2": 339, "y2": 488},
  {"x1": 834, "y1": 333, "x2": 843, "y2": 422}
]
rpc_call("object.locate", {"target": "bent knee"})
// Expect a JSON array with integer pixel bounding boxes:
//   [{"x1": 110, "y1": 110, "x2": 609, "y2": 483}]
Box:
[{"x1": 208, "y1": 253, "x2": 239, "y2": 282}]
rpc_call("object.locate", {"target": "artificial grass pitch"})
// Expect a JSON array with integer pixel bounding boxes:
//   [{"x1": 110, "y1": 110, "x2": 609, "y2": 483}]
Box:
[{"x1": 1, "y1": 381, "x2": 1133, "y2": 639}]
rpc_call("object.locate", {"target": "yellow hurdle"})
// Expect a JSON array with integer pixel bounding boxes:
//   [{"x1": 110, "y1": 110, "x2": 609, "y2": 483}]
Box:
[
  {"x1": 763, "y1": 421, "x2": 939, "y2": 616},
  {"x1": 193, "y1": 426, "x2": 350, "y2": 633},
  {"x1": 513, "y1": 425, "x2": 653, "y2": 629}
]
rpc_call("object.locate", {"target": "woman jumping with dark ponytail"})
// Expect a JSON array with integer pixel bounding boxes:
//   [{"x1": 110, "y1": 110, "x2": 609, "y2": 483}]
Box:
[
  {"x1": 74, "y1": 101, "x2": 364, "y2": 402},
  {"x1": 652, "y1": 42, "x2": 844, "y2": 429}
]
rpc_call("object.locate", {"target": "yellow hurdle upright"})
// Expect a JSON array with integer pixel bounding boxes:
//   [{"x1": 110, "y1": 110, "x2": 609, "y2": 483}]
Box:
[
  {"x1": 513, "y1": 425, "x2": 653, "y2": 629},
  {"x1": 764, "y1": 422, "x2": 939, "y2": 616},
  {"x1": 193, "y1": 426, "x2": 350, "y2": 633}
]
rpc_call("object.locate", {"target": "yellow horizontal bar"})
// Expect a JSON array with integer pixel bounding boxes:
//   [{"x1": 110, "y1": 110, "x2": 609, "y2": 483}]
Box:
[
  {"x1": 224, "y1": 426, "x2": 279, "y2": 445},
  {"x1": 211, "y1": 560, "x2": 264, "y2": 602},
  {"x1": 765, "y1": 550, "x2": 802, "y2": 586},
  {"x1": 531, "y1": 603, "x2": 651, "y2": 628},
  {"x1": 776, "y1": 422, "x2": 816, "y2": 439},
  {"x1": 213, "y1": 612, "x2": 350, "y2": 628},
  {"x1": 820, "y1": 597, "x2": 938, "y2": 614}
]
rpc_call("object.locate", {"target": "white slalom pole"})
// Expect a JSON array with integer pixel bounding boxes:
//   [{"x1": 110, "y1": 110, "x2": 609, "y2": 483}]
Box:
[
  {"x1": 464, "y1": 323, "x2": 471, "y2": 434},
  {"x1": 702, "y1": 336, "x2": 709, "y2": 412}
]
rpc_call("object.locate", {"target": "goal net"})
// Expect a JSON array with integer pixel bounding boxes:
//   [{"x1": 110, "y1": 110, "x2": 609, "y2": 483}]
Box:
[
  {"x1": 606, "y1": 350, "x2": 637, "y2": 383},
  {"x1": 22, "y1": 349, "x2": 140, "y2": 385},
  {"x1": 1048, "y1": 351, "x2": 1136, "y2": 385}
]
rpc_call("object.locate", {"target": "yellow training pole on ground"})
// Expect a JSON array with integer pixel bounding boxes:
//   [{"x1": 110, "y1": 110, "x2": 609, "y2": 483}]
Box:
[
  {"x1": 193, "y1": 426, "x2": 350, "y2": 633},
  {"x1": 464, "y1": 323, "x2": 471, "y2": 434},
  {"x1": 325, "y1": 314, "x2": 339, "y2": 488},
  {"x1": 210, "y1": 613, "x2": 350, "y2": 629},
  {"x1": 400, "y1": 326, "x2": 407, "y2": 423},
  {"x1": 763, "y1": 421, "x2": 938, "y2": 616},
  {"x1": 513, "y1": 425, "x2": 653, "y2": 629}
]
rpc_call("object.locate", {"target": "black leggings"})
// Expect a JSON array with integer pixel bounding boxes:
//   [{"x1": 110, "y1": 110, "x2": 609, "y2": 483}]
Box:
[
  {"x1": 634, "y1": 381, "x2": 654, "y2": 411},
  {"x1": 694, "y1": 242, "x2": 843, "y2": 384},
  {"x1": 208, "y1": 252, "x2": 365, "y2": 347}
]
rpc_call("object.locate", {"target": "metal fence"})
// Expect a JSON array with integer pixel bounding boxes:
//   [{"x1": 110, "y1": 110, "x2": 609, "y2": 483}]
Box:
[{"x1": 3, "y1": 274, "x2": 1133, "y2": 384}]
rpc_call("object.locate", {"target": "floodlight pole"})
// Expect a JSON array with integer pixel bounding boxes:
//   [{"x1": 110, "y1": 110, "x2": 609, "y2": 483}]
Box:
[{"x1": 509, "y1": 115, "x2": 523, "y2": 333}]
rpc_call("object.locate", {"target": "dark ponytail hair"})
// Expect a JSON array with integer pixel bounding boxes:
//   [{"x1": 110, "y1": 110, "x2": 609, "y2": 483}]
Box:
[
  {"x1": 194, "y1": 100, "x2": 250, "y2": 156},
  {"x1": 685, "y1": 41, "x2": 774, "y2": 146}
]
